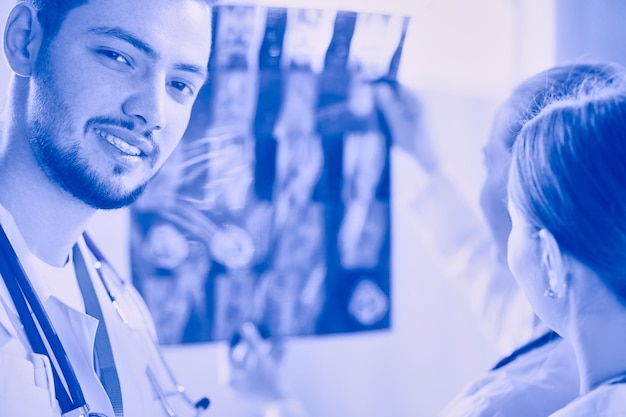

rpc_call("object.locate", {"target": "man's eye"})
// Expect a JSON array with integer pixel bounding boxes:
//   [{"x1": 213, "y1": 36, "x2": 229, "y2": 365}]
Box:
[
  {"x1": 100, "y1": 50, "x2": 130, "y2": 65},
  {"x1": 169, "y1": 81, "x2": 193, "y2": 96}
]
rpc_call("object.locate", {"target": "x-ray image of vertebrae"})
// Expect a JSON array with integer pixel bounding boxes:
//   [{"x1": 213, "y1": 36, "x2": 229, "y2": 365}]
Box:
[{"x1": 130, "y1": 5, "x2": 409, "y2": 344}]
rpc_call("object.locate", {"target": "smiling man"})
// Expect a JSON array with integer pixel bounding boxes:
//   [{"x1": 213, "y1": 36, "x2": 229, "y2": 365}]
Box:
[{"x1": 0, "y1": 0, "x2": 213, "y2": 415}]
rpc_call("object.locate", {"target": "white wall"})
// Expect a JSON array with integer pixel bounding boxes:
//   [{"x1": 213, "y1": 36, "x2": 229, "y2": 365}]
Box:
[
  {"x1": 0, "y1": 1, "x2": 556, "y2": 416},
  {"x1": 555, "y1": 0, "x2": 626, "y2": 67}
]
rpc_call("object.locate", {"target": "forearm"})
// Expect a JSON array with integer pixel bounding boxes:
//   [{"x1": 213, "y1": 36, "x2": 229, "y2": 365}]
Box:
[{"x1": 406, "y1": 167, "x2": 539, "y2": 354}]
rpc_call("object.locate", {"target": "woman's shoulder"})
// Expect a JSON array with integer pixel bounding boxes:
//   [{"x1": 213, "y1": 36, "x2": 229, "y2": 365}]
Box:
[
  {"x1": 550, "y1": 383, "x2": 626, "y2": 417},
  {"x1": 440, "y1": 336, "x2": 579, "y2": 417}
]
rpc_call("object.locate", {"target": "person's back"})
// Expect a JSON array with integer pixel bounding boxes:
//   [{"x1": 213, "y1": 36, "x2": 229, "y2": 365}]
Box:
[
  {"x1": 440, "y1": 331, "x2": 576, "y2": 416},
  {"x1": 507, "y1": 83, "x2": 626, "y2": 416},
  {"x1": 375, "y1": 62, "x2": 626, "y2": 416}
]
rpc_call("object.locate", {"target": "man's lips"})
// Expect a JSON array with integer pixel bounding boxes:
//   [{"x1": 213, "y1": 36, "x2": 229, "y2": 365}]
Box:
[{"x1": 93, "y1": 126, "x2": 155, "y2": 157}]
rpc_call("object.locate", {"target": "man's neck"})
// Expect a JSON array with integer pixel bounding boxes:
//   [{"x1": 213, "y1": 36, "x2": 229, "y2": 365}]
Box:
[{"x1": 0, "y1": 128, "x2": 96, "y2": 267}]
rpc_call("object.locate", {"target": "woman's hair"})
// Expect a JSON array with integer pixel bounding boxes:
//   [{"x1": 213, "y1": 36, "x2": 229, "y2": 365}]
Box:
[
  {"x1": 501, "y1": 62, "x2": 625, "y2": 151},
  {"x1": 509, "y1": 80, "x2": 626, "y2": 298}
]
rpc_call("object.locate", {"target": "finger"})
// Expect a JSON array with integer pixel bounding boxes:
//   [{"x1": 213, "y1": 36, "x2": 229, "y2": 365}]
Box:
[{"x1": 240, "y1": 322, "x2": 272, "y2": 358}]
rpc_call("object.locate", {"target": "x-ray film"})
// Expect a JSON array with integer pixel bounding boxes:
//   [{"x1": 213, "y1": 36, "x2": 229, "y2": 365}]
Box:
[{"x1": 130, "y1": 5, "x2": 409, "y2": 344}]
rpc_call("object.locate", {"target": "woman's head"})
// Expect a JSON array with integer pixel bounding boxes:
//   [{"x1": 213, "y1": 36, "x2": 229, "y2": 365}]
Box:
[
  {"x1": 480, "y1": 63, "x2": 624, "y2": 262},
  {"x1": 508, "y1": 83, "x2": 626, "y2": 307}
]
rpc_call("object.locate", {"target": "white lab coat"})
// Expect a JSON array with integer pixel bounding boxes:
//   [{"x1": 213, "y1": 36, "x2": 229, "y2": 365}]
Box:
[
  {"x1": 406, "y1": 165, "x2": 542, "y2": 355},
  {"x1": 0, "y1": 204, "x2": 184, "y2": 416},
  {"x1": 400, "y1": 156, "x2": 580, "y2": 416},
  {"x1": 550, "y1": 383, "x2": 626, "y2": 416},
  {"x1": 439, "y1": 335, "x2": 579, "y2": 417}
]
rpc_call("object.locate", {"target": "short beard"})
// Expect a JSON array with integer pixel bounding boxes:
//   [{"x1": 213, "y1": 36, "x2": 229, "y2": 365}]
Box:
[
  {"x1": 29, "y1": 122, "x2": 148, "y2": 209},
  {"x1": 28, "y1": 44, "x2": 148, "y2": 210}
]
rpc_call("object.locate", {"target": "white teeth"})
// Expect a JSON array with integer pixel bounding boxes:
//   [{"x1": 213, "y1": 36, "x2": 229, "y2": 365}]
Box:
[{"x1": 94, "y1": 127, "x2": 141, "y2": 156}]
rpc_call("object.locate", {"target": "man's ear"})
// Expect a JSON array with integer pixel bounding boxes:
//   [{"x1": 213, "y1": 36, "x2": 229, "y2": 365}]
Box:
[
  {"x1": 3, "y1": 3, "x2": 44, "y2": 77},
  {"x1": 539, "y1": 228, "x2": 569, "y2": 298}
]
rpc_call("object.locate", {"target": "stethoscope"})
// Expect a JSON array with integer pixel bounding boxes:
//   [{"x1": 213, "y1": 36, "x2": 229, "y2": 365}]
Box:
[
  {"x1": 83, "y1": 233, "x2": 211, "y2": 417},
  {"x1": 0, "y1": 224, "x2": 210, "y2": 417}
]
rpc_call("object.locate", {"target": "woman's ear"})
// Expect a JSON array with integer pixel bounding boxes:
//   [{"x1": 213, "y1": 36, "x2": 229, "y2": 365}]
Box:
[
  {"x1": 3, "y1": 3, "x2": 44, "y2": 77},
  {"x1": 539, "y1": 228, "x2": 569, "y2": 298}
]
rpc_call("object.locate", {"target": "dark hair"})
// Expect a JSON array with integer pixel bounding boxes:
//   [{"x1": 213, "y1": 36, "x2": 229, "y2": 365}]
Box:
[
  {"x1": 509, "y1": 83, "x2": 626, "y2": 298},
  {"x1": 22, "y1": 0, "x2": 89, "y2": 44},
  {"x1": 501, "y1": 62, "x2": 625, "y2": 151},
  {"x1": 22, "y1": 0, "x2": 216, "y2": 45}
]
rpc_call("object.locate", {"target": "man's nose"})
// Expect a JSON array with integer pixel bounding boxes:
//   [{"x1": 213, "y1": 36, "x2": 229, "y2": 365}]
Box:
[{"x1": 122, "y1": 78, "x2": 167, "y2": 132}]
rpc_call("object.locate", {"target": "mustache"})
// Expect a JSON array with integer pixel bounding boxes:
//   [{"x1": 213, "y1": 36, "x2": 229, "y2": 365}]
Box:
[{"x1": 84, "y1": 117, "x2": 154, "y2": 140}]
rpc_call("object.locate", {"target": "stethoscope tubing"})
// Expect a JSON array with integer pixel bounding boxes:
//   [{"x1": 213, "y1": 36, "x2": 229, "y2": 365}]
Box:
[
  {"x1": 83, "y1": 233, "x2": 210, "y2": 414},
  {"x1": 0, "y1": 225, "x2": 89, "y2": 415},
  {"x1": 0, "y1": 225, "x2": 210, "y2": 416}
]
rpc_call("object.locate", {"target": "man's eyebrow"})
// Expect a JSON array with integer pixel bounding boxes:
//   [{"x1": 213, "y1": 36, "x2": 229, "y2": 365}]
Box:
[
  {"x1": 88, "y1": 26, "x2": 208, "y2": 82},
  {"x1": 175, "y1": 63, "x2": 209, "y2": 83},
  {"x1": 89, "y1": 26, "x2": 157, "y2": 59}
]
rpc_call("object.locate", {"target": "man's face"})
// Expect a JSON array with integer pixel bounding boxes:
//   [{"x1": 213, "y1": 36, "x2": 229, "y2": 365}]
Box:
[{"x1": 27, "y1": 0, "x2": 212, "y2": 209}]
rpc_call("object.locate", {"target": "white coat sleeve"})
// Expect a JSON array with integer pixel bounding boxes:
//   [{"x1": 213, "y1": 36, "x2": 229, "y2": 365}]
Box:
[{"x1": 405, "y1": 162, "x2": 542, "y2": 355}]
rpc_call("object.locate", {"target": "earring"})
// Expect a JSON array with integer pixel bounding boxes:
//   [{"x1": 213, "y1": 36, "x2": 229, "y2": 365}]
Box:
[{"x1": 544, "y1": 288, "x2": 556, "y2": 298}]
